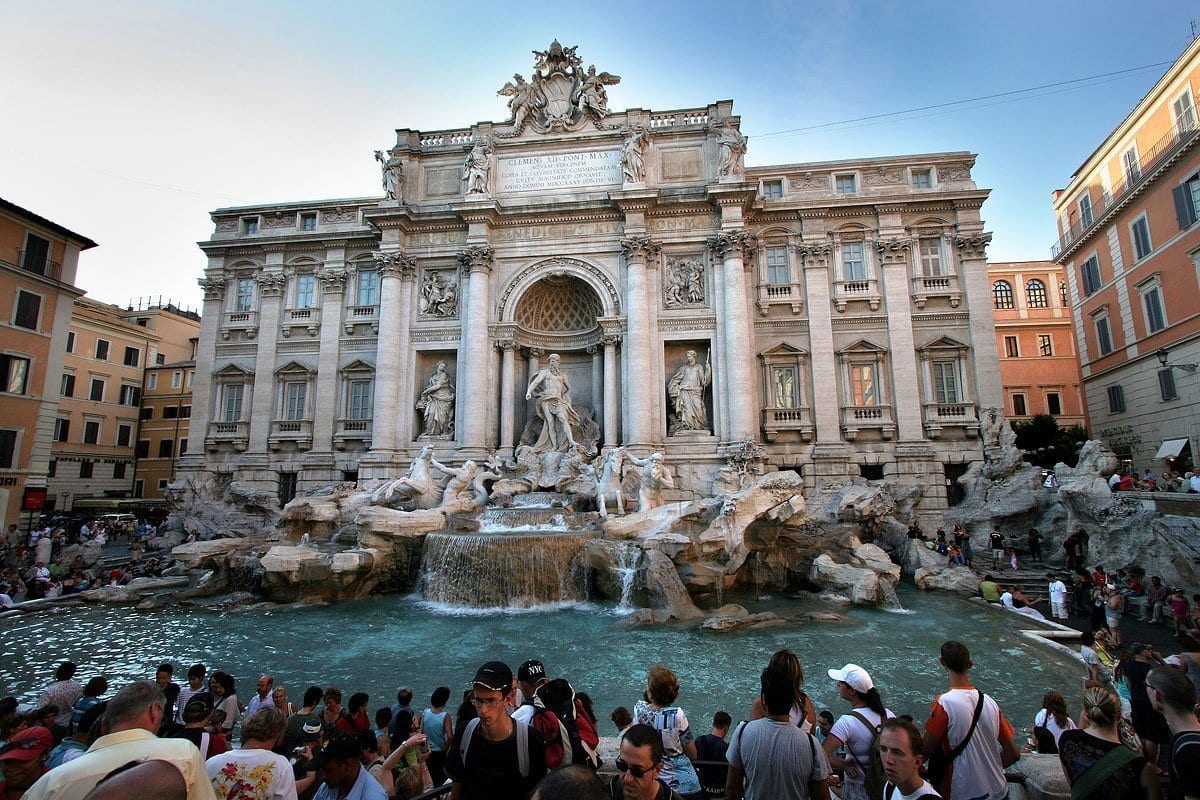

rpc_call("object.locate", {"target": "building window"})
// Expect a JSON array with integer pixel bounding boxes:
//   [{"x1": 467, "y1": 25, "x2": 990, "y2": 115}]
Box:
[
  {"x1": 1094, "y1": 313, "x2": 1113, "y2": 355},
  {"x1": 123, "y1": 346, "x2": 140, "y2": 367},
  {"x1": 1038, "y1": 334, "x2": 1053, "y2": 356},
  {"x1": 1004, "y1": 335, "x2": 1019, "y2": 358},
  {"x1": 113, "y1": 462, "x2": 127, "y2": 479},
  {"x1": 1012, "y1": 393, "x2": 1027, "y2": 416},
  {"x1": 1080, "y1": 256, "x2": 1102, "y2": 295},
  {"x1": 1160, "y1": 368, "x2": 1178, "y2": 401},
  {"x1": 1107, "y1": 385, "x2": 1125, "y2": 413},
  {"x1": 1174, "y1": 171, "x2": 1200, "y2": 229},
  {"x1": 222, "y1": 384, "x2": 244, "y2": 422},
  {"x1": 155, "y1": 479, "x2": 167, "y2": 492},
  {"x1": 911, "y1": 168, "x2": 933, "y2": 189},
  {"x1": 765, "y1": 246, "x2": 789, "y2": 286},
  {"x1": 278, "y1": 472, "x2": 298, "y2": 507},
  {"x1": 181, "y1": 405, "x2": 191, "y2": 418},
  {"x1": 1046, "y1": 392, "x2": 1062, "y2": 415},
  {"x1": 835, "y1": 174, "x2": 857, "y2": 194},
  {"x1": 932, "y1": 360, "x2": 961, "y2": 404},
  {"x1": 158, "y1": 439, "x2": 174, "y2": 458},
  {"x1": 1123, "y1": 145, "x2": 1141, "y2": 183},
  {"x1": 0, "y1": 430, "x2": 15, "y2": 469},
  {"x1": 992, "y1": 280, "x2": 1014, "y2": 309},
  {"x1": 135, "y1": 440, "x2": 150, "y2": 458},
  {"x1": 140, "y1": 406, "x2": 153, "y2": 421},
  {"x1": 94, "y1": 339, "x2": 110, "y2": 360},
  {"x1": 841, "y1": 242, "x2": 867, "y2": 281},
  {"x1": 60, "y1": 373, "x2": 75, "y2": 397},
  {"x1": 1026, "y1": 279, "x2": 1048, "y2": 308},
  {"x1": 156, "y1": 353, "x2": 165, "y2": 365},
  {"x1": 20, "y1": 233, "x2": 50, "y2": 274},
  {"x1": 147, "y1": 372, "x2": 158, "y2": 390},
  {"x1": 79, "y1": 460, "x2": 93, "y2": 479},
  {"x1": 119, "y1": 385, "x2": 139, "y2": 406},
  {"x1": 179, "y1": 438, "x2": 188, "y2": 456},
  {"x1": 283, "y1": 382, "x2": 307, "y2": 420},
  {"x1": 294, "y1": 274, "x2": 316, "y2": 309},
  {"x1": 117, "y1": 424, "x2": 132, "y2": 447},
  {"x1": 850, "y1": 364, "x2": 879, "y2": 406},
  {"x1": 235, "y1": 278, "x2": 255, "y2": 312},
  {"x1": 66, "y1": 331, "x2": 74, "y2": 353},
  {"x1": 762, "y1": 180, "x2": 783, "y2": 199},
  {"x1": 54, "y1": 418, "x2": 70, "y2": 442},
  {"x1": 348, "y1": 380, "x2": 372, "y2": 420},
  {"x1": 918, "y1": 239, "x2": 944, "y2": 276},
  {"x1": 13, "y1": 291, "x2": 41, "y2": 330},
  {"x1": 1079, "y1": 194, "x2": 1094, "y2": 227},
  {"x1": 1059, "y1": 281, "x2": 1069, "y2": 307},
  {"x1": 164, "y1": 405, "x2": 178, "y2": 419},
  {"x1": 300, "y1": 212, "x2": 317, "y2": 231},
  {"x1": 83, "y1": 420, "x2": 100, "y2": 444},
  {"x1": 0, "y1": 355, "x2": 30, "y2": 394},
  {"x1": 47, "y1": 459, "x2": 56, "y2": 478},
  {"x1": 172, "y1": 371, "x2": 182, "y2": 388},
  {"x1": 186, "y1": 370, "x2": 194, "y2": 387},
  {"x1": 771, "y1": 366, "x2": 797, "y2": 408},
  {"x1": 1131, "y1": 215, "x2": 1152, "y2": 260},
  {"x1": 357, "y1": 270, "x2": 379, "y2": 306},
  {"x1": 1175, "y1": 91, "x2": 1197, "y2": 132},
  {"x1": 242, "y1": 217, "x2": 259, "y2": 235},
  {"x1": 1141, "y1": 282, "x2": 1166, "y2": 333},
  {"x1": 89, "y1": 378, "x2": 105, "y2": 402}
]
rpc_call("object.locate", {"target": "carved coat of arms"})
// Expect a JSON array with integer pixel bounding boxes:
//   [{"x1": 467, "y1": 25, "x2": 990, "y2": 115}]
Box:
[{"x1": 497, "y1": 40, "x2": 620, "y2": 135}]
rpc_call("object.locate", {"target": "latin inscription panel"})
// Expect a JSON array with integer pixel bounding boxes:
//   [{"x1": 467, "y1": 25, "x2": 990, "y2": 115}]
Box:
[{"x1": 497, "y1": 150, "x2": 622, "y2": 193}]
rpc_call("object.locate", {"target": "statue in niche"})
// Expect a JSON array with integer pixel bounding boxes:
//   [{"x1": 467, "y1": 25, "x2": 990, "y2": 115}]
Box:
[
  {"x1": 712, "y1": 117, "x2": 748, "y2": 177},
  {"x1": 664, "y1": 260, "x2": 704, "y2": 307},
  {"x1": 627, "y1": 452, "x2": 674, "y2": 511},
  {"x1": 525, "y1": 353, "x2": 580, "y2": 453},
  {"x1": 573, "y1": 65, "x2": 620, "y2": 119},
  {"x1": 498, "y1": 74, "x2": 542, "y2": 130},
  {"x1": 416, "y1": 362, "x2": 455, "y2": 438},
  {"x1": 373, "y1": 150, "x2": 403, "y2": 200},
  {"x1": 370, "y1": 445, "x2": 441, "y2": 510},
  {"x1": 667, "y1": 350, "x2": 711, "y2": 434},
  {"x1": 621, "y1": 125, "x2": 649, "y2": 184},
  {"x1": 420, "y1": 271, "x2": 459, "y2": 317},
  {"x1": 463, "y1": 136, "x2": 493, "y2": 195}
]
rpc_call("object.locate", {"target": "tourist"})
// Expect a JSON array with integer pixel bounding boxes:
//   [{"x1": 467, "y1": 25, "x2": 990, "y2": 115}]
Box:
[
  {"x1": 155, "y1": 664, "x2": 182, "y2": 728},
  {"x1": 320, "y1": 688, "x2": 345, "y2": 739},
  {"x1": 360, "y1": 720, "x2": 431, "y2": 798},
  {"x1": 725, "y1": 667, "x2": 830, "y2": 800},
  {"x1": 822, "y1": 663, "x2": 893, "y2": 800},
  {"x1": 1047, "y1": 573, "x2": 1069, "y2": 621},
  {"x1": 245, "y1": 675, "x2": 275, "y2": 715},
  {"x1": 877, "y1": 718, "x2": 939, "y2": 800},
  {"x1": 1141, "y1": 576, "x2": 1170, "y2": 623},
  {"x1": 209, "y1": 672, "x2": 239, "y2": 736},
  {"x1": 610, "y1": 723, "x2": 683, "y2": 800},
  {"x1": 814, "y1": 711, "x2": 834, "y2": 744},
  {"x1": 389, "y1": 687, "x2": 414, "y2": 727},
  {"x1": 531, "y1": 764, "x2": 610, "y2": 800},
  {"x1": 373, "y1": 708, "x2": 391, "y2": 754},
  {"x1": 1167, "y1": 588, "x2": 1191, "y2": 636},
  {"x1": 1027, "y1": 528, "x2": 1043, "y2": 562},
  {"x1": 337, "y1": 693, "x2": 371, "y2": 734},
  {"x1": 272, "y1": 686, "x2": 295, "y2": 717},
  {"x1": 633, "y1": 665, "x2": 702, "y2": 798},
  {"x1": 454, "y1": 690, "x2": 477, "y2": 732},
  {"x1": 1000, "y1": 586, "x2": 1046, "y2": 620},
  {"x1": 612, "y1": 707, "x2": 633, "y2": 735},
  {"x1": 38, "y1": 664, "x2": 82, "y2": 729},
  {"x1": 1174, "y1": 632, "x2": 1200, "y2": 685},
  {"x1": 0, "y1": 726, "x2": 52, "y2": 797},
  {"x1": 977, "y1": 576, "x2": 1001, "y2": 604},
  {"x1": 419, "y1": 686, "x2": 453, "y2": 787},
  {"x1": 205, "y1": 707, "x2": 296, "y2": 800},
  {"x1": 933, "y1": 530, "x2": 948, "y2": 555},
  {"x1": 693, "y1": 711, "x2": 730, "y2": 798},
  {"x1": 172, "y1": 697, "x2": 229, "y2": 761},
  {"x1": 1145, "y1": 666, "x2": 1200, "y2": 799},
  {"x1": 1103, "y1": 585, "x2": 1126, "y2": 646},
  {"x1": 747, "y1": 650, "x2": 816, "y2": 730},
  {"x1": 280, "y1": 686, "x2": 322, "y2": 755},
  {"x1": 68, "y1": 678, "x2": 107, "y2": 733},
  {"x1": 512, "y1": 659, "x2": 569, "y2": 768},
  {"x1": 446, "y1": 660, "x2": 546, "y2": 800},
  {"x1": 955, "y1": 526, "x2": 973, "y2": 566},
  {"x1": 1057, "y1": 684, "x2": 1154, "y2": 800},
  {"x1": 1117, "y1": 643, "x2": 1170, "y2": 768},
  {"x1": 922, "y1": 640, "x2": 1019, "y2": 800},
  {"x1": 1079, "y1": 630, "x2": 1113, "y2": 686},
  {"x1": 1030, "y1": 691, "x2": 1075, "y2": 754},
  {"x1": 48, "y1": 702, "x2": 106, "y2": 768},
  {"x1": 988, "y1": 529, "x2": 1005, "y2": 569},
  {"x1": 22, "y1": 681, "x2": 215, "y2": 800},
  {"x1": 309, "y1": 732, "x2": 387, "y2": 800}
]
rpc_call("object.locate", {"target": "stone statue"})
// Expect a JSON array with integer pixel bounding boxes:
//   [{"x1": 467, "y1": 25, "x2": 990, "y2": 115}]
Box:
[
  {"x1": 419, "y1": 271, "x2": 458, "y2": 317},
  {"x1": 664, "y1": 260, "x2": 704, "y2": 306},
  {"x1": 574, "y1": 65, "x2": 620, "y2": 119},
  {"x1": 621, "y1": 126, "x2": 649, "y2": 184},
  {"x1": 370, "y1": 445, "x2": 442, "y2": 510},
  {"x1": 525, "y1": 353, "x2": 579, "y2": 453},
  {"x1": 373, "y1": 150, "x2": 403, "y2": 200},
  {"x1": 713, "y1": 118, "x2": 748, "y2": 177},
  {"x1": 463, "y1": 137, "x2": 492, "y2": 195},
  {"x1": 498, "y1": 74, "x2": 542, "y2": 130},
  {"x1": 416, "y1": 362, "x2": 455, "y2": 438},
  {"x1": 432, "y1": 458, "x2": 479, "y2": 512},
  {"x1": 593, "y1": 446, "x2": 627, "y2": 518},
  {"x1": 472, "y1": 456, "x2": 504, "y2": 509},
  {"x1": 627, "y1": 451, "x2": 674, "y2": 511},
  {"x1": 668, "y1": 350, "x2": 711, "y2": 434}
]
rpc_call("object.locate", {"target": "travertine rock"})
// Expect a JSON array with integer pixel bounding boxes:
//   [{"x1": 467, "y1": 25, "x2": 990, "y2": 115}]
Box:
[
  {"x1": 642, "y1": 549, "x2": 704, "y2": 620},
  {"x1": 700, "y1": 603, "x2": 784, "y2": 631},
  {"x1": 808, "y1": 537, "x2": 902, "y2": 606}
]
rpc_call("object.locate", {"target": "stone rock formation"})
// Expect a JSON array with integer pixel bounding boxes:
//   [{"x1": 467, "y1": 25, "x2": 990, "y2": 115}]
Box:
[
  {"x1": 165, "y1": 473, "x2": 281, "y2": 540},
  {"x1": 807, "y1": 539, "x2": 902, "y2": 606},
  {"x1": 701, "y1": 603, "x2": 784, "y2": 631}
]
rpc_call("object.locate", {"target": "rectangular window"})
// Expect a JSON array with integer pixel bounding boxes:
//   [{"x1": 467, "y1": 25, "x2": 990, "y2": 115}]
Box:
[
  {"x1": 300, "y1": 212, "x2": 317, "y2": 231},
  {"x1": 47, "y1": 459, "x2": 56, "y2": 478},
  {"x1": 771, "y1": 366, "x2": 797, "y2": 408},
  {"x1": 83, "y1": 420, "x2": 100, "y2": 444},
  {"x1": 147, "y1": 372, "x2": 158, "y2": 390},
  {"x1": 113, "y1": 462, "x2": 127, "y2": 479},
  {"x1": 0, "y1": 430, "x2": 16, "y2": 469},
  {"x1": 1079, "y1": 194, "x2": 1094, "y2": 227},
  {"x1": 54, "y1": 418, "x2": 70, "y2": 442},
  {"x1": 283, "y1": 382, "x2": 307, "y2": 420},
  {"x1": 117, "y1": 424, "x2": 132, "y2": 447},
  {"x1": 119, "y1": 385, "x2": 139, "y2": 406},
  {"x1": 186, "y1": 370, "x2": 193, "y2": 387},
  {"x1": 135, "y1": 440, "x2": 150, "y2": 458},
  {"x1": 918, "y1": 239, "x2": 944, "y2": 276},
  {"x1": 357, "y1": 270, "x2": 379, "y2": 306},
  {"x1": 835, "y1": 174, "x2": 857, "y2": 194},
  {"x1": 294, "y1": 274, "x2": 315, "y2": 309},
  {"x1": 94, "y1": 339, "x2": 109, "y2": 360},
  {"x1": 1047, "y1": 392, "x2": 1062, "y2": 415},
  {"x1": 181, "y1": 405, "x2": 191, "y2": 418},
  {"x1": 222, "y1": 384, "x2": 244, "y2": 422},
  {"x1": 1080, "y1": 255, "x2": 1102, "y2": 295},
  {"x1": 1107, "y1": 385, "x2": 1125, "y2": 413},
  {"x1": 123, "y1": 346, "x2": 140, "y2": 367},
  {"x1": 89, "y1": 378, "x2": 105, "y2": 402},
  {"x1": 1131, "y1": 216, "x2": 1152, "y2": 260},
  {"x1": 1160, "y1": 368, "x2": 1178, "y2": 401},
  {"x1": 765, "y1": 246, "x2": 789, "y2": 286},
  {"x1": 1038, "y1": 334, "x2": 1053, "y2": 356},
  {"x1": 164, "y1": 405, "x2": 178, "y2": 419},
  {"x1": 1175, "y1": 91, "x2": 1197, "y2": 132},
  {"x1": 348, "y1": 380, "x2": 372, "y2": 420},
  {"x1": 932, "y1": 360, "x2": 961, "y2": 404},
  {"x1": 850, "y1": 364, "x2": 879, "y2": 406},
  {"x1": 60, "y1": 373, "x2": 75, "y2": 397},
  {"x1": 1004, "y1": 336, "x2": 1020, "y2": 358},
  {"x1": 235, "y1": 278, "x2": 255, "y2": 312},
  {"x1": 158, "y1": 439, "x2": 174, "y2": 458},
  {"x1": 1095, "y1": 314, "x2": 1113, "y2": 355},
  {"x1": 14, "y1": 291, "x2": 41, "y2": 330},
  {"x1": 1123, "y1": 146, "x2": 1141, "y2": 183},
  {"x1": 242, "y1": 217, "x2": 259, "y2": 235},
  {"x1": 841, "y1": 242, "x2": 867, "y2": 281},
  {"x1": 66, "y1": 331, "x2": 74, "y2": 353},
  {"x1": 140, "y1": 406, "x2": 153, "y2": 421},
  {"x1": 1142, "y1": 284, "x2": 1166, "y2": 333},
  {"x1": 0, "y1": 355, "x2": 30, "y2": 394},
  {"x1": 1012, "y1": 393, "x2": 1027, "y2": 416},
  {"x1": 1173, "y1": 173, "x2": 1200, "y2": 229},
  {"x1": 156, "y1": 353, "x2": 165, "y2": 365},
  {"x1": 79, "y1": 460, "x2": 94, "y2": 478},
  {"x1": 179, "y1": 438, "x2": 188, "y2": 456},
  {"x1": 911, "y1": 169, "x2": 932, "y2": 189},
  {"x1": 762, "y1": 180, "x2": 783, "y2": 199},
  {"x1": 172, "y1": 371, "x2": 182, "y2": 388},
  {"x1": 21, "y1": 233, "x2": 50, "y2": 273}
]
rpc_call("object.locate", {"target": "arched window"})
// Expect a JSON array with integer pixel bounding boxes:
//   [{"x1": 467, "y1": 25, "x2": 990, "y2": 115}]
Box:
[
  {"x1": 1026, "y1": 279, "x2": 1048, "y2": 308},
  {"x1": 993, "y1": 280, "x2": 1014, "y2": 309}
]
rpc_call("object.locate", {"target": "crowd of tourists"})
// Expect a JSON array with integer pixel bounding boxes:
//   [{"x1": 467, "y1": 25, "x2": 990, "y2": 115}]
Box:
[{"x1": 1, "y1": 638, "x2": 1198, "y2": 800}]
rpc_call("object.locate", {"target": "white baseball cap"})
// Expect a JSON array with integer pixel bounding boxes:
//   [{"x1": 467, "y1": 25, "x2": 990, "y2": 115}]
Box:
[{"x1": 828, "y1": 664, "x2": 874, "y2": 694}]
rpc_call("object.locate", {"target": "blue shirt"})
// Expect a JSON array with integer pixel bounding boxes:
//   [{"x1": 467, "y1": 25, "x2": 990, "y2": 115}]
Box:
[{"x1": 313, "y1": 765, "x2": 388, "y2": 800}]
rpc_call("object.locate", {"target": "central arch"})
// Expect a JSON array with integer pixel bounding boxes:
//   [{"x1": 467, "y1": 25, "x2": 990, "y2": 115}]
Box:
[{"x1": 498, "y1": 256, "x2": 620, "y2": 324}]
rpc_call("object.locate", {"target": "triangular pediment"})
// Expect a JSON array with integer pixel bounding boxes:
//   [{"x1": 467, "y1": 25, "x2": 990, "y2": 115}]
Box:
[
  {"x1": 213, "y1": 363, "x2": 254, "y2": 378},
  {"x1": 917, "y1": 336, "x2": 969, "y2": 353},
  {"x1": 341, "y1": 359, "x2": 375, "y2": 374},
  {"x1": 275, "y1": 360, "x2": 315, "y2": 376},
  {"x1": 759, "y1": 342, "x2": 809, "y2": 358},
  {"x1": 838, "y1": 339, "x2": 887, "y2": 354}
]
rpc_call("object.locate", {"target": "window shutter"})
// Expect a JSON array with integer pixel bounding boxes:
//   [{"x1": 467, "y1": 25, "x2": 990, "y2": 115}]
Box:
[{"x1": 1175, "y1": 183, "x2": 1196, "y2": 230}]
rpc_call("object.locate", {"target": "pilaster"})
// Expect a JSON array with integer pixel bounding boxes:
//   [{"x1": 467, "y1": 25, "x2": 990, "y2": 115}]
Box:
[
  {"x1": 876, "y1": 237, "x2": 923, "y2": 442},
  {"x1": 247, "y1": 256, "x2": 286, "y2": 453},
  {"x1": 311, "y1": 259, "x2": 349, "y2": 451},
  {"x1": 620, "y1": 236, "x2": 659, "y2": 447},
  {"x1": 367, "y1": 250, "x2": 416, "y2": 457},
  {"x1": 955, "y1": 233, "x2": 1003, "y2": 409},
  {"x1": 707, "y1": 230, "x2": 758, "y2": 442},
  {"x1": 457, "y1": 244, "x2": 495, "y2": 454},
  {"x1": 798, "y1": 241, "x2": 840, "y2": 444}
]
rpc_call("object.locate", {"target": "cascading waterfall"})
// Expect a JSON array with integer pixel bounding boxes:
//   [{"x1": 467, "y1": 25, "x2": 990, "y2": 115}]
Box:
[{"x1": 615, "y1": 543, "x2": 640, "y2": 612}]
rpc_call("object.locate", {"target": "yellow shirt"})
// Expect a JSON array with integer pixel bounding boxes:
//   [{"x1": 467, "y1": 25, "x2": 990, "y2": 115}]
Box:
[{"x1": 23, "y1": 728, "x2": 216, "y2": 800}]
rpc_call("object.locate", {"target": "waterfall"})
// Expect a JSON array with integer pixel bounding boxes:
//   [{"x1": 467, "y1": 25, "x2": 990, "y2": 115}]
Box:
[
  {"x1": 714, "y1": 565, "x2": 725, "y2": 608},
  {"x1": 615, "y1": 543, "x2": 640, "y2": 612}
]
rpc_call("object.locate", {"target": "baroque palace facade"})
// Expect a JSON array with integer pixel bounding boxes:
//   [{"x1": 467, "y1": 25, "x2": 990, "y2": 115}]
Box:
[{"x1": 180, "y1": 43, "x2": 1000, "y2": 508}]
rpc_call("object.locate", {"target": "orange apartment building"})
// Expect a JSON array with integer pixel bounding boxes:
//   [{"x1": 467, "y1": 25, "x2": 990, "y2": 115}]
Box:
[
  {"x1": 989, "y1": 261, "x2": 1087, "y2": 430},
  {"x1": 1053, "y1": 37, "x2": 1200, "y2": 472},
  {"x1": 0, "y1": 197, "x2": 93, "y2": 527}
]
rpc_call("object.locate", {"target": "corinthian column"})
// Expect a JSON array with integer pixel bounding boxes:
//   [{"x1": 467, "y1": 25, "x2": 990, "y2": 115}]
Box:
[
  {"x1": 797, "y1": 241, "x2": 839, "y2": 442},
  {"x1": 621, "y1": 236, "x2": 660, "y2": 447},
  {"x1": 247, "y1": 267, "x2": 286, "y2": 453},
  {"x1": 457, "y1": 244, "x2": 494, "y2": 453},
  {"x1": 370, "y1": 251, "x2": 416, "y2": 454},
  {"x1": 956, "y1": 233, "x2": 1002, "y2": 409},
  {"x1": 876, "y1": 238, "x2": 923, "y2": 442},
  {"x1": 497, "y1": 337, "x2": 518, "y2": 457},
  {"x1": 311, "y1": 265, "x2": 348, "y2": 451},
  {"x1": 708, "y1": 230, "x2": 758, "y2": 442}
]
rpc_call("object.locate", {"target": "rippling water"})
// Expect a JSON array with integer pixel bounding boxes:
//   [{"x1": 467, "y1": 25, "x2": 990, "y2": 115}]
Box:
[{"x1": 0, "y1": 586, "x2": 1080, "y2": 732}]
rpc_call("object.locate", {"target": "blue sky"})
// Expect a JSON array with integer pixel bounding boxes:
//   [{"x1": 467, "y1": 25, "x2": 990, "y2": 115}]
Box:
[{"x1": 2, "y1": 0, "x2": 1195, "y2": 308}]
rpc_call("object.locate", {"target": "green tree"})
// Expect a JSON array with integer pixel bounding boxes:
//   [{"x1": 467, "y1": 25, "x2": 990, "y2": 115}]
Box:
[{"x1": 1012, "y1": 414, "x2": 1088, "y2": 468}]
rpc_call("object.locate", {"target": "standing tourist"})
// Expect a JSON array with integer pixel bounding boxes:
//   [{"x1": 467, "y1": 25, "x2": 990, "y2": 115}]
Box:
[
  {"x1": 175, "y1": 664, "x2": 208, "y2": 724},
  {"x1": 245, "y1": 676, "x2": 275, "y2": 715},
  {"x1": 1057, "y1": 685, "x2": 1155, "y2": 800},
  {"x1": 38, "y1": 665, "x2": 82, "y2": 729},
  {"x1": 310, "y1": 732, "x2": 387, "y2": 800},
  {"x1": 610, "y1": 723, "x2": 683, "y2": 800},
  {"x1": 693, "y1": 711, "x2": 731, "y2": 798},
  {"x1": 1031, "y1": 692, "x2": 1075, "y2": 754},
  {"x1": 822, "y1": 664, "x2": 893, "y2": 800},
  {"x1": 280, "y1": 687, "x2": 322, "y2": 755},
  {"x1": 205, "y1": 707, "x2": 296, "y2": 800},
  {"x1": 633, "y1": 665, "x2": 702, "y2": 799},
  {"x1": 0, "y1": 726, "x2": 52, "y2": 799},
  {"x1": 1145, "y1": 666, "x2": 1200, "y2": 800},
  {"x1": 988, "y1": 530, "x2": 1005, "y2": 570},
  {"x1": 156, "y1": 663, "x2": 182, "y2": 727},
  {"x1": 877, "y1": 719, "x2": 940, "y2": 799},
  {"x1": 1122, "y1": 644, "x2": 1171, "y2": 767},
  {"x1": 1047, "y1": 573, "x2": 1069, "y2": 621},
  {"x1": 420, "y1": 686, "x2": 453, "y2": 787},
  {"x1": 209, "y1": 673, "x2": 240, "y2": 736},
  {"x1": 173, "y1": 697, "x2": 229, "y2": 761},
  {"x1": 747, "y1": 650, "x2": 816, "y2": 730}
]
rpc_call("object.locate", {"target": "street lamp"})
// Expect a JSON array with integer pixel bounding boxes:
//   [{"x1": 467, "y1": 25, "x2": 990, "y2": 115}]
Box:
[{"x1": 1156, "y1": 347, "x2": 1199, "y2": 372}]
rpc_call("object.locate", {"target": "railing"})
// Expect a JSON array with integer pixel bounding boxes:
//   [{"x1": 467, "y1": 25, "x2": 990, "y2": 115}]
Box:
[
  {"x1": 223, "y1": 310, "x2": 257, "y2": 328},
  {"x1": 206, "y1": 421, "x2": 248, "y2": 451},
  {"x1": 1052, "y1": 117, "x2": 1200, "y2": 257},
  {"x1": 911, "y1": 274, "x2": 962, "y2": 308},
  {"x1": 648, "y1": 111, "x2": 710, "y2": 128},
  {"x1": 761, "y1": 406, "x2": 814, "y2": 442},
  {"x1": 269, "y1": 419, "x2": 313, "y2": 450},
  {"x1": 833, "y1": 278, "x2": 880, "y2": 311},
  {"x1": 334, "y1": 418, "x2": 372, "y2": 449},
  {"x1": 10, "y1": 253, "x2": 64, "y2": 281},
  {"x1": 420, "y1": 131, "x2": 474, "y2": 148},
  {"x1": 348, "y1": 305, "x2": 377, "y2": 320},
  {"x1": 841, "y1": 404, "x2": 895, "y2": 440},
  {"x1": 923, "y1": 401, "x2": 980, "y2": 438},
  {"x1": 756, "y1": 281, "x2": 804, "y2": 314},
  {"x1": 285, "y1": 307, "x2": 316, "y2": 323}
]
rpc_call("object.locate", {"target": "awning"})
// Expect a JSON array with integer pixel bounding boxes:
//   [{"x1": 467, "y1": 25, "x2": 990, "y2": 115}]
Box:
[{"x1": 1155, "y1": 438, "x2": 1191, "y2": 459}]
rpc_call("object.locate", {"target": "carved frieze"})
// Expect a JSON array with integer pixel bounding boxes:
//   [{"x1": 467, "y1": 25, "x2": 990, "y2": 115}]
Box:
[
  {"x1": 649, "y1": 214, "x2": 719, "y2": 233},
  {"x1": 954, "y1": 233, "x2": 992, "y2": 260},
  {"x1": 790, "y1": 172, "x2": 828, "y2": 190},
  {"x1": 658, "y1": 316, "x2": 716, "y2": 333},
  {"x1": 663, "y1": 259, "x2": 706, "y2": 308},
  {"x1": 707, "y1": 230, "x2": 757, "y2": 259},
  {"x1": 407, "y1": 230, "x2": 468, "y2": 247},
  {"x1": 214, "y1": 219, "x2": 238, "y2": 233},
  {"x1": 939, "y1": 163, "x2": 972, "y2": 182},
  {"x1": 263, "y1": 212, "x2": 295, "y2": 229},
  {"x1": 323, "y1": 207, "x2": 359, "y2": 224},
  {"x1": 863, "y1": 167, "x2": 905, "y2": 187},
  {"x1": 492, "y1": 220, "x2": 621, "y2": 243},
  {"x1": 419, "y1": 268, "x2": 460, "y2": 318}
]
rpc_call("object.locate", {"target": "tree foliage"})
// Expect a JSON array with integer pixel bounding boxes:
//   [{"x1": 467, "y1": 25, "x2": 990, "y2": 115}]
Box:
[{"x1": 1011, "y1": 414, "x2": 1088, "y2": 468}]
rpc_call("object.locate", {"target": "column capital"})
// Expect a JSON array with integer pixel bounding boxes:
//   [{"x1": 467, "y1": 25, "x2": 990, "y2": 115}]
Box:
[
  {"x1": 496, "y1": 338, "x2": 519, "y2": 351},
  {"x1": 707, "y1": 229, "x2": 757, "y2": 259},
  {"x1": 457, "y1": 244, "x2": 494, "y2": 273},
  {"x1": 600, "y1": 333, "x2": 622, "y2": 346},
  {"x1": 794, "y1": 241, "x2": 832, "y2": 268},
  {"x1": 875, "y1": 237, "x2": 913, "y2": 265},
  {"x1": 620, "y1": 235, "x2": 660, "y2": 260},
  {"x1": 317, "y1": 268, "x2": 350, "y2": 294},
  {"x1": 198, "y1": 277, "x2": 226, "y2": 301},
  {"x1": 256, "y1": 271, "x2": 287, "y2": 297},
  {"x1": 954, "y1": 232, "x2": 992, "y2": 260},
  {"x1": 372, "y1": 250, "x2": 417, "y2": 280}
]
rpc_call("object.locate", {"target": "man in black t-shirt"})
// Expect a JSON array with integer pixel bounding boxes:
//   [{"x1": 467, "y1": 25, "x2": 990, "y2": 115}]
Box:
[
  {"x1": 693, "y1": 711, "x2": 730, "y2": 797},
  {"x1": 988, "y1": 529, "x2": 1005, "y2": 569},
  {"x1": 1146, "y1": 666, "x2": 1200, "y2": 800},
  {"x1": 446, "y1": 660, "x2": 546, "y2": 800}
]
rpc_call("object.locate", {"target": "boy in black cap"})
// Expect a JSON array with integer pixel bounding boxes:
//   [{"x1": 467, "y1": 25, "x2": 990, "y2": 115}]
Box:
[{"x1": 446, "y1": 660, "x2": 546, "y2": 800}]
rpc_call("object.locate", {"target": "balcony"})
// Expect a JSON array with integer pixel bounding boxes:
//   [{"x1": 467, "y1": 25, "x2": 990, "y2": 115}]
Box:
[
  {"x1": 343, "y1": 305, "x2": 379, "y2": 334},
  {"x1": 761, "y1": 406, "x2": 814, "y2": 442},
  {"x1": 8, "y1": 252, "x2": 64, "y2": 282},
  {"x1": 755, "y1": 282, "x2": 804, "y2": 315},
  {"x1": 923, "y1": 401, "x2": 980, "y2": 439},
  {"x1": 205, "y1": 420, "x2": 248, "y2": 451},
  {"x1": 841, "y1": 404, "x2": 895, "y2": 440},
  {"x1": 334, "y1": 418, "x2": 373, "y2": 449},
  {"x1": 281, "y1": 307, "x2": 319, "y2": 338},
  {"x1": 911, "y1": 275, "x2": 961, "y2": 309},
  {"x1": 220, "y1": 310, "x2": 258, "y2": 340},
  {"x1": 269, "y1": 419, "x2": 313, "y2": 451},
  {"x1": 833, "y1": 279, "x2": 881, "y2": 312},
  {"x1": 1052, "y1": 117, "x2": 1200, "y2": 258}
]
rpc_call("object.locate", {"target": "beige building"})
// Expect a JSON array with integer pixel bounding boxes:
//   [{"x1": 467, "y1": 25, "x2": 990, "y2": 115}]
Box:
[{"x1": 181, "y1": 42, "x2": 1001, "y2": 510}]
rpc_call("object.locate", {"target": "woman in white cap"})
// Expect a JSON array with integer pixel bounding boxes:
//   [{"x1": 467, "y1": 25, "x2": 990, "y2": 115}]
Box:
[{"x1": 821, "y1": 663, "x2": 895, "y2": 800}]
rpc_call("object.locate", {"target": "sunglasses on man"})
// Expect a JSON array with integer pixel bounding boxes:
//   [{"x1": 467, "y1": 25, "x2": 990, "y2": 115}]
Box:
[{"x1": 616, "y1": 757, "x2": 659, "y2": 779}]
